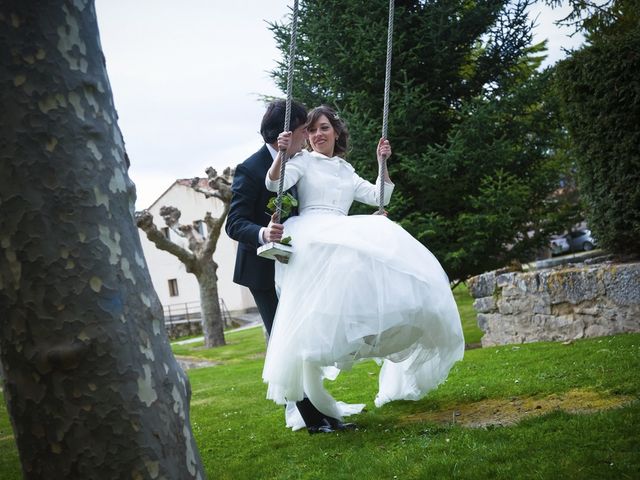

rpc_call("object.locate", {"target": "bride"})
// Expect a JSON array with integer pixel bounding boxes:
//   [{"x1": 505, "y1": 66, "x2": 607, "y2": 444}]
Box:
[{"x1": 263, "y1": 105, "x2": 464, "y2": 430}]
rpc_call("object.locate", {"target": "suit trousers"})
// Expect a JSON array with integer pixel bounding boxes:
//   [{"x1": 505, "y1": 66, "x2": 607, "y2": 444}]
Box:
[{"x1": 249, "y1": 286, "x2": 278, "y2": 336}]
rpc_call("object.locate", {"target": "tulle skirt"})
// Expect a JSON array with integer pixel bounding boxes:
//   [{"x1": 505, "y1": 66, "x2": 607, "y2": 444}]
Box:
[{"x1": 262, "y1": 210, "x2": 465, "y2": 430}]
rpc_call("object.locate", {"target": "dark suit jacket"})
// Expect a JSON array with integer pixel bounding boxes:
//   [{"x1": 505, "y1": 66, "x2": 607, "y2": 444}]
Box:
[{"x1": 226, "y1": 145, "x2": 277, "y2": 291}]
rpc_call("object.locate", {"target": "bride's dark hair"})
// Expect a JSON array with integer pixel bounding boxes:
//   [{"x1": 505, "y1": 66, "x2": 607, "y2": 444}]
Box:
[{"x1": 305, "y1": 105, "x2": 350, "y2": 157}]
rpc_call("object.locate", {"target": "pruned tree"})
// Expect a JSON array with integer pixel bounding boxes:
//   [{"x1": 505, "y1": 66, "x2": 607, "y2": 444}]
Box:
[
  {"x1": 0, "y1": 1, "x2": 205, "y2": 479},
  {"x1": 135, "y1": 167, "x2": 234, "y2": 348}
]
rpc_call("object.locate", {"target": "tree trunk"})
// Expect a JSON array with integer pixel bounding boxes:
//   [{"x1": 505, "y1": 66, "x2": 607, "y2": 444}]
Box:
[
  {"x1": 197, "y1": 261, "x2": 226, "y2": 348},
  {"x1": 0, "y1": 2, "x2": 205, "y2": 479}
]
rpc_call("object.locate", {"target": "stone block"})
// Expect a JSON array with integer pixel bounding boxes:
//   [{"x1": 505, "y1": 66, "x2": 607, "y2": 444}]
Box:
[
  {"x1": 620, "y1": 307, "x2": 640, "y2": 331},
  {"x1": 573, "y1": 303, "x2": 599, "y2": 315},
  {"x1": 530, "y1": 314, "x2": 550, "y2": 326},
  {"x1": 497, "y1": 297, "x2": 531, "y2": 315},
  {"x1": 481, "y1": 329, "x2": 514, "y2": 347},
  {"x1": 515, "y1": 272, "x2": 540, "y2": 294},
  {"x1": 547, "y1": 313, "x2": 574, "y2": 329},
  {"x1": 532, "y1": 294, "x2": 552, "y2": 314},
  {"x1": 551, "y1": 302, "x2": 575, "y2": 316},
  {"x1": 584, "y1": 324, "x2": 611, "y2": 338},
  {"x1": 501, "y1": 286, "x2": 522, "y2": 298},
  {"x1": 496, "y1": 272, "x2": 517, "y2": 288},
  {"x1": 540, "y1": 267, "x2": 604, "y2": 304},
  {"x1": 547, "y1": 314, "x2": 585, "y2": 341},
  {"x1": 623, "y1": 320, "x2": 640, "y2": 332},
  {"x1": 473, "y1": 296, "x2": 496, "y2": 313},
  {"x1": 467, "y1": 271, "x2": 496, "y2": 298},
  {"x1": 476, "y1": 313, "x2": 499, "y2": 333},
  {"x1": 574, "y1": 313, "x2": 598, "y2": 331},
  {"x1": 603, "y1": 264, "x2": 640, "y2": 306}
]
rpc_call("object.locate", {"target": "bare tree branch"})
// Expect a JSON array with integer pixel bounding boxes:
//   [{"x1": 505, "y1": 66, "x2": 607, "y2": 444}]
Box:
[
  {"x1": 135, "y1": 210, "x2": 196, "y2": 269},
  {"x1": 190, "y1": 167, "x2": 234, "y2": 202},
  {"x1": 191, "y1": 167, "x2": 235, "y2": 257},
  {"x1": 203, "y1": 202, "x2": 231, "y2": 258},
  {"x1": 182, "y1": 223, "x2": 206, "y2": 255},
  {"x1": 159, "y1": 206, "x2": 186, "y2": 237},
  {"x1": 190, "y1": 182, "x2": 217, "y2": 199}
]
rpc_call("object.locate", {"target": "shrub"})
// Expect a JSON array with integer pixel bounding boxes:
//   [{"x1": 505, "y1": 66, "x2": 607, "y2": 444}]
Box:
[{"x1": 555, "y1": 24, "x2": 640, "y2": 254}]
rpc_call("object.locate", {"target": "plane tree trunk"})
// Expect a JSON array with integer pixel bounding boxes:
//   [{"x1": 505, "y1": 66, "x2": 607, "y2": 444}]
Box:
[
  {"x1": 0, "y1": 1, "x2": 205, "y2": 478},
  {"x1": 196, "y1": 261, "x2": 225, "y2": 347}
]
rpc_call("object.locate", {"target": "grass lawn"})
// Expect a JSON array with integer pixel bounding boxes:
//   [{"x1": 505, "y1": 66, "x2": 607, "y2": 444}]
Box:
[
  {"x1": 454, "y1": 282, "x2": 482, "y2": 345},
  {"x1": 1, "y1": 290, "x2": 639, "y2": 479}
]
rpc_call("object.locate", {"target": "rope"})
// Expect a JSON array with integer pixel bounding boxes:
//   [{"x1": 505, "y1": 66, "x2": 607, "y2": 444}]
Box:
[
  {"x1": 275, "y1": 0, "x2": 299, "y2": 224},
  {"x1": 378, "y1": 0, "x2": 394, "y2": 215}
]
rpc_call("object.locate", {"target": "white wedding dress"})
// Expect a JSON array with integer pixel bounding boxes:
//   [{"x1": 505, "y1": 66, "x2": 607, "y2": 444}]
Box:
[{"x1": 263, "y1": 150, "x2": 465, "y2": 430}]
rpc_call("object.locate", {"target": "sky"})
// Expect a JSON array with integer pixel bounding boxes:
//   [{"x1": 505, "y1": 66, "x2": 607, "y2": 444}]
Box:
[{"x1": 95, "y1": 1, "x2": 584, "y2": 210}]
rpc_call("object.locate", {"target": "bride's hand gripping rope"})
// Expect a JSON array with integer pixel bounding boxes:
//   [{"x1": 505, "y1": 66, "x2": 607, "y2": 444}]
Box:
[{"x1": 377, "y1": 138, "x2": 391, "y2": 163}]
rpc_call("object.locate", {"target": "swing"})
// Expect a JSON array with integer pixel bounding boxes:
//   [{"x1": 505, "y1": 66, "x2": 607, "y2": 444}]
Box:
[{"x1": 258, "y1": 0, "x2": 395, "y2": 261}]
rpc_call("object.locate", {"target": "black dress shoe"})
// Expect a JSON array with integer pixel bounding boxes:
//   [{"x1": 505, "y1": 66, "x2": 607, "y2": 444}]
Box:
[
  {"x1": 307, "y1": 418, "x2": 335, "y2": 435},
  {"x1": 326, "y1": 417, "x2": 358, "y2": 431}
]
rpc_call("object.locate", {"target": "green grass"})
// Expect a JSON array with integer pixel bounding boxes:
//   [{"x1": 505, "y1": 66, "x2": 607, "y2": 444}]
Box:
[
  {"x1": 2, "y1": 292, "x2": 639, "y2": 479},
  {"x1": 179, "y1": 333, "x2": 640, "y2": 479},
  {"x1": 0, "y1": 395, "x2": 17, "y2": 480},
  {"x1": 172, "y1": 327, "x2": 268, "y2": 364},
  {"x1": 454, "y1": 282, "x2": 483, "y2": 345}
]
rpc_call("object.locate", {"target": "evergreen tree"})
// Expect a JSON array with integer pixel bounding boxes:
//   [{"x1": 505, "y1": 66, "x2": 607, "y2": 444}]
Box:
[{"x1": 554, "y1": 0, "x2": 640, "y2": 254}]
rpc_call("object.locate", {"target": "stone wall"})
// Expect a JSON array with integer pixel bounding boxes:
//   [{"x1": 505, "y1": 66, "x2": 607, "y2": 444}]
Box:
[
  {"x1": 467, "y1": 261, "x2": 640, "y2": 346},
  {"x1": 166, "y1": 321, "x2": 203, "y2": 340}
]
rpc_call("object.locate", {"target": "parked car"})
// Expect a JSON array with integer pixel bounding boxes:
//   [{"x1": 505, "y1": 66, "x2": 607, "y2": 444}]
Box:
[
  {"x1": 550, "y1": 235, "x2": 569, "y2": 256},
  {"x1": 550, "y1": 229, "x2": 597, "y2": 256}
]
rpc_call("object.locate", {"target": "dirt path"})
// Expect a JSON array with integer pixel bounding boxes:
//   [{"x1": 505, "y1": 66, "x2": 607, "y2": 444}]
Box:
[{"x1": 403, "y1": 388, "x2": 637, "y2": 428}]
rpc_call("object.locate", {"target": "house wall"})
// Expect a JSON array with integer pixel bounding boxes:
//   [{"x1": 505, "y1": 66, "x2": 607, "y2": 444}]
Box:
[{"x1": 138, "y1": 182, "x2": 255, "y2": 316}]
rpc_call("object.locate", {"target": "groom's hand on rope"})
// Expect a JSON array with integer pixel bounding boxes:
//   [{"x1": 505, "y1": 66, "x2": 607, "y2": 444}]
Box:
[
  {"x1": 263, "y1": 212, "x2": 284, "y2": 243},
  {"x1": 377, "y1": 138, "x2": 392, "y2": 162},
  {"x1": 277, "y1": 131, "x2": 292, "y2": 152}
]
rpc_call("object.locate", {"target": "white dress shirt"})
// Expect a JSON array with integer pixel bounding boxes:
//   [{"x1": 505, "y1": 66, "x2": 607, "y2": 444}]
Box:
[{"x1": 265, "y1": 150, "x2": 394, "y2": 216}]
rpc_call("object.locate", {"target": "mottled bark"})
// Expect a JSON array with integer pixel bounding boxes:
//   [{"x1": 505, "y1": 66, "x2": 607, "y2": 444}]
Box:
[
  {"x1": 0, "y1": 2, "x2": 205, "y2": 479},
  {"x1": 197, "y1": 263, "x2": 225, "y2": 347},
  {"x1": 136, "y1": 168, "x2": 233, "y2": 348}
]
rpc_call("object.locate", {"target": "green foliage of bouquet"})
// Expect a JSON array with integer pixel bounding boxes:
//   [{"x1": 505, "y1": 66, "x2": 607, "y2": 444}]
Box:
[{"x1": 266, "y1": 193, "x2": 298, "y2": 221}]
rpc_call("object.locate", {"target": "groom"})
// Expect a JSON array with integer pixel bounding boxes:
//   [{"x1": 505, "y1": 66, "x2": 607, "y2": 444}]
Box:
[{"x1": 226, "y1": 100, "x2": 354, "y2": 434}]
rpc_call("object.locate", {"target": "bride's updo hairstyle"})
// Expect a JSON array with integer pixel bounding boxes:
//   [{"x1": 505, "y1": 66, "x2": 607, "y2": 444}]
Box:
[{"x1": 306, "y1": 105, "x2": 350, "y2": 157}]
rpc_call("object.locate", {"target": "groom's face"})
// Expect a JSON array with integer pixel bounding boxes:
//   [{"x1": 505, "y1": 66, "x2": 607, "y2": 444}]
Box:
[{"x1": 288, "y1": 124, "x2": 308, "y2": 155}]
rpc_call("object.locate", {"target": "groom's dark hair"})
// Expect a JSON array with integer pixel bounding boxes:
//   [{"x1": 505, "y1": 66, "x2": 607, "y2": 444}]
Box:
[{"x1": 260, "y1": 99, "x2": 308, "y2": 144}]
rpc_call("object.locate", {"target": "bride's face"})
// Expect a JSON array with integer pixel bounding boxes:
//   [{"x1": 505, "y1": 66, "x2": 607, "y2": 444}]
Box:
[{"x1": 308, "y1": 114, "x2": 337, "y2": 157}]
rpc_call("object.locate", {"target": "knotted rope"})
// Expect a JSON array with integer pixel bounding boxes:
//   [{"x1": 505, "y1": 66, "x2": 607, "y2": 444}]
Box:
[{"x1": 378, "y1": 0, "x2": 394, "y2": 215}]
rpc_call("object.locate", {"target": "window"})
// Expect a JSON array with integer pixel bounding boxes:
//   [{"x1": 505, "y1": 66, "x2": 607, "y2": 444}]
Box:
[
  {"x1": 168, "y1": 279, "x2": 179, "y2": 297},
  {"x1": 194, "y1": 220, "x2": 205, "y2": 236},
  {"x1": 162, "y1": 227, "x2": 170, "y2": 239}
]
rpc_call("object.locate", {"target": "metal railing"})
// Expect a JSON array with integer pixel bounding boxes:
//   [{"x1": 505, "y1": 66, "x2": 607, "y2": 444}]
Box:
[{"x1": 162, "y1": 299, "x2": 231, "y2": 329}]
